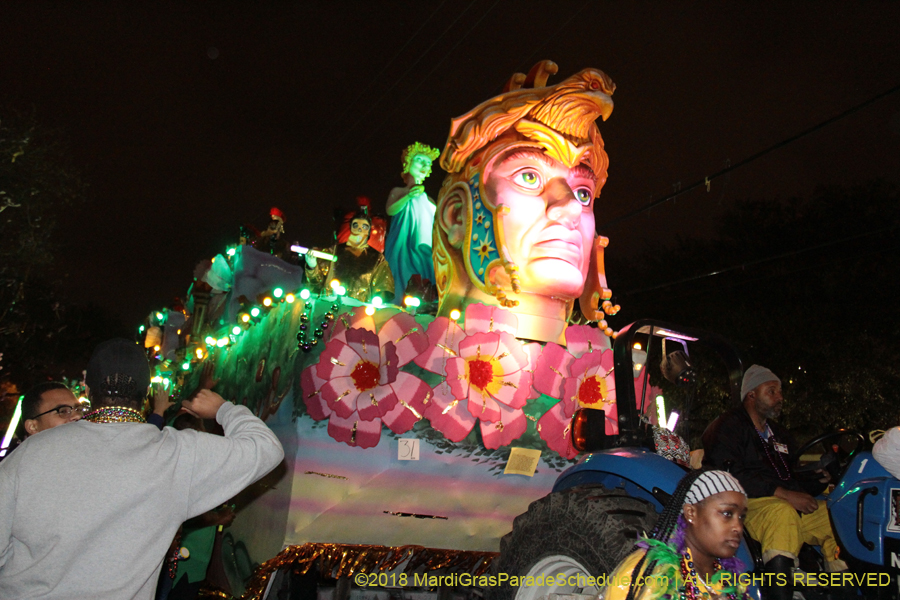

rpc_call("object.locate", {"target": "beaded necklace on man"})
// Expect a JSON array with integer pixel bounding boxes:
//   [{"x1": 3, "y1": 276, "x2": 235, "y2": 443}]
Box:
[
  {"x1": 755, "y1": 423, "x2": 791, "y2": 481},
  {"x1": 84, "y1": 406, "x2": 147, "y2": 424}
]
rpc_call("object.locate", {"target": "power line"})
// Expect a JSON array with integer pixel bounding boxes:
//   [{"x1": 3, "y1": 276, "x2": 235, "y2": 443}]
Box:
[
  {"x1": 600, "y1": 81, "x2": 900, "y2": 230},
  {"x1": 621, "y1": 223, "x2": 899, "y2": 296},
  {"x1": 331, "y1": 0, "x2": 503, "y2": 178},
  {"x1": 311, "y1": 0, "x2": 483, "y2": 171},
  {"x1": 364, "y1": 0, "x2": 504, "y2": 131},
  {"x1": 303, "y1": 0, "x2": 450, "y2": 153},
  {"x1": 497, "y1": 0, "x2": 593, "y2": 91},
  {"x1": 645, "y1": 242, "x2": 900, "y2": 307}
]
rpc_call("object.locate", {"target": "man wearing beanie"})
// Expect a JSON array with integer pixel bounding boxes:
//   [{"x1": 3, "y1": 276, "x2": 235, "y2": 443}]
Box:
[
  {"x1": 0, "y1": 339, "x2": 284, "y2": 599},
  {"x1": 702, "y1": 365, "x2": 846, "y2": 600}
]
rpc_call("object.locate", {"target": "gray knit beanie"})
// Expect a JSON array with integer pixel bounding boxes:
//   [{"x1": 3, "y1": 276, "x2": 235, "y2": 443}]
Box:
[{"x1": 741, "y1": 364, "x2": 780, "y2": 400}]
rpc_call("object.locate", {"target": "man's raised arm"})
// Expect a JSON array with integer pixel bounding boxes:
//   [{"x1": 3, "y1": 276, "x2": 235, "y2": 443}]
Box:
[{"x1": 180, "y1": 390, "x2": 284, "y2": 517}]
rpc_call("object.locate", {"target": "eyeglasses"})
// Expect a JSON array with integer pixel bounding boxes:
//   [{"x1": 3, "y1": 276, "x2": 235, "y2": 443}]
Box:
[{"x1": 27, "y1": 404, "x2": 90, "y2": 420}]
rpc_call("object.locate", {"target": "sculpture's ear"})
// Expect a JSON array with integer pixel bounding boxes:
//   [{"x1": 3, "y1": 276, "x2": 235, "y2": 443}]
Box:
[{"x1": 438, "y1": 185, "x2": 467, "y2": 250}]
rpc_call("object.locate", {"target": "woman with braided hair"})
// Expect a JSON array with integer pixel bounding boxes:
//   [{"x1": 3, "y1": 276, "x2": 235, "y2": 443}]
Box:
[{"x1": 604, "y1": 470, "x2": 751, "y2": 600}]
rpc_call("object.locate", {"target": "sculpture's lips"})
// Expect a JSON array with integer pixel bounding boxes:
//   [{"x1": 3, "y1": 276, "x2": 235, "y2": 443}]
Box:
[{"x1": 531, "y1": 237, "x2": 585, "y2": 266}]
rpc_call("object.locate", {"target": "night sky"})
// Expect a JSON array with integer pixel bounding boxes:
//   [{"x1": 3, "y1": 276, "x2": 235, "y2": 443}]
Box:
[{"x1": 3, "y1": 2, "x2": 899, "y2": 328}]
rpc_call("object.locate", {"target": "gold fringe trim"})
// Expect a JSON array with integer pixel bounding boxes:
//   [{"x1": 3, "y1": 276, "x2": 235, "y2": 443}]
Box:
[
  {"x1": 303, "y1": 471, "x2": 348, "y2": 480},
  {"x1": 240, "y1": 543, "x2": 497, "y2": 599}
]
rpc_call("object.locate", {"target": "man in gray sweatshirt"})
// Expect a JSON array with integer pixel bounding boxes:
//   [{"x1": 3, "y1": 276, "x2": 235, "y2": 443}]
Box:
[{"x1": 0, "y1": 338, "x2": 285, "y2": 599}]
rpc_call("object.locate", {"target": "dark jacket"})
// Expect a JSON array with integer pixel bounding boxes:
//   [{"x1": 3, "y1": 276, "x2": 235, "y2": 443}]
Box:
[{"x1": 701, "y1": 405, "x2": 825, "y2": 498}]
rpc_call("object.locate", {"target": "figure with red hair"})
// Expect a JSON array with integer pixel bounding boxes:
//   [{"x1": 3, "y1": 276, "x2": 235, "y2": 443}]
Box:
[
  {"x1": 335, "y1": 197, "x2": 386, "y2": 252},
  {"x1": 305, "y1": 201, "x2": 394, "y2": 303},
  {"x1": 250, "y1": 207, "x2": 293, "y2": 261}
]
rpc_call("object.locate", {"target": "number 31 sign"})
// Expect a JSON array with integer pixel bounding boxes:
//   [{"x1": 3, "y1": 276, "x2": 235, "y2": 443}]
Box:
[{"x1": 398, "y1": 439, "x2": 420, "y2": 460}]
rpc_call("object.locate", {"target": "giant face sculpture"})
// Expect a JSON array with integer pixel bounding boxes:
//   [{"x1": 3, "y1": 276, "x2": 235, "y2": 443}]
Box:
[
  {"x1": 433, "y1": 61, "x2": 617, "y2": 343},
  {"x1": 484, "y1": 148, "x2": 596, "y2": 300}
]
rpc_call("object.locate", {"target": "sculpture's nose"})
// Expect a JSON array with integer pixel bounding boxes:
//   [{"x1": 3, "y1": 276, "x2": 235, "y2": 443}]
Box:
[{"x1": 545, "y1": 177, "x2": 581, "y2": 228}]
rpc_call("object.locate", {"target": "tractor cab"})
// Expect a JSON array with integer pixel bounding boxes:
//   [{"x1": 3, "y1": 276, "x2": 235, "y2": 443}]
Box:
[{"x1": 571, "y1": 318, "x2": 743, "y2": 456}]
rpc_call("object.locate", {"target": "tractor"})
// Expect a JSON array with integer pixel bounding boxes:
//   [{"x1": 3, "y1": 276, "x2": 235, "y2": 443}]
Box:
[{"x1": 489, "y1": 319, "x2": 896, "y2": 600}]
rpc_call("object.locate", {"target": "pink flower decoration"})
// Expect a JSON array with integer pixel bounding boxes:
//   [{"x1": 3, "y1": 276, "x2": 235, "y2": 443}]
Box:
[
  {"x1": 415, "y1": 304, "x2": 535, "y2": 449},
  {"x1": 301, "y1": 311, "x2": 430, "y2": 448},
  {"x1": 534, "y1": 325, "x2": 615, "y2": 458}
]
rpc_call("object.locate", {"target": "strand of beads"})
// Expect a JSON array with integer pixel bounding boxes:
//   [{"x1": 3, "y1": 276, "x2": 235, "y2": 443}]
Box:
[
  {"x1": 297, "y1": 299, "x2": 338, "y2": 353},
  {"x1": 84, "y1": 406, "x2": 147, "y2": 424},
  {"x1": 679, "y1": 549, "x2": 741, "y2": 600},
  {"x1": 756, "y1": 426, "x2": 792, "y2": 481},
  {"x1": 680, "y1": 549, "x2": 701, "y2": 600},
  {"x1": 296, "y1": 300, "x2": 313, "y2": 352}
]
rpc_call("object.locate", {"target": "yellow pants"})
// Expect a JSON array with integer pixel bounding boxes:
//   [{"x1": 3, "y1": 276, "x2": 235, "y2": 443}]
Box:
[{"x1": 745, "y1": 496, "x2": 844, "y2": 569}]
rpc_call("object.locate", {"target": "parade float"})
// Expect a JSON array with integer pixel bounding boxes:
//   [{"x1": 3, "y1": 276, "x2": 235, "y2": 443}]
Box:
[{"x1": 141, "y1": 61, "x2": 666, "y2": 599}]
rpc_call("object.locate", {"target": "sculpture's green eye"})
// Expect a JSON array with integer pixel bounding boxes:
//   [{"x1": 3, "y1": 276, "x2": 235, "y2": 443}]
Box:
[
  {"x1": 514, "y1": 170, "x2": 542, "y2": 190},
  {"x1": 575, "y1": 188, "x2": 593, "y2": 204}
]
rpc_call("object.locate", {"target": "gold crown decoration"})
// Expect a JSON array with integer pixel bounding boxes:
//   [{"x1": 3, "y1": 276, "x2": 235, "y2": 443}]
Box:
[{"x1": 440, "y1": 60, "x2": 615, "y2": 191}]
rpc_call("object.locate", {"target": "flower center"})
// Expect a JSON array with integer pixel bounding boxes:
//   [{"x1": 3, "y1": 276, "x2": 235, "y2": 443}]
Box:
[
  {"x1": 351, "y1": 360, "x2": 380, "y2": 391},
  {"x1": 468, "y1": 359, "x2": 495, "y2": 391},
  {"x1": 577, "y1": 375, "x2": 607, "y2": 407}
]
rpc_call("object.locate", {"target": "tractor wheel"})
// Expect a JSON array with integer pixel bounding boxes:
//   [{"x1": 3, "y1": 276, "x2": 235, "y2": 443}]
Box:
[{"x1": 486, "y1": 485, "x2": 658, "y2": 600}]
